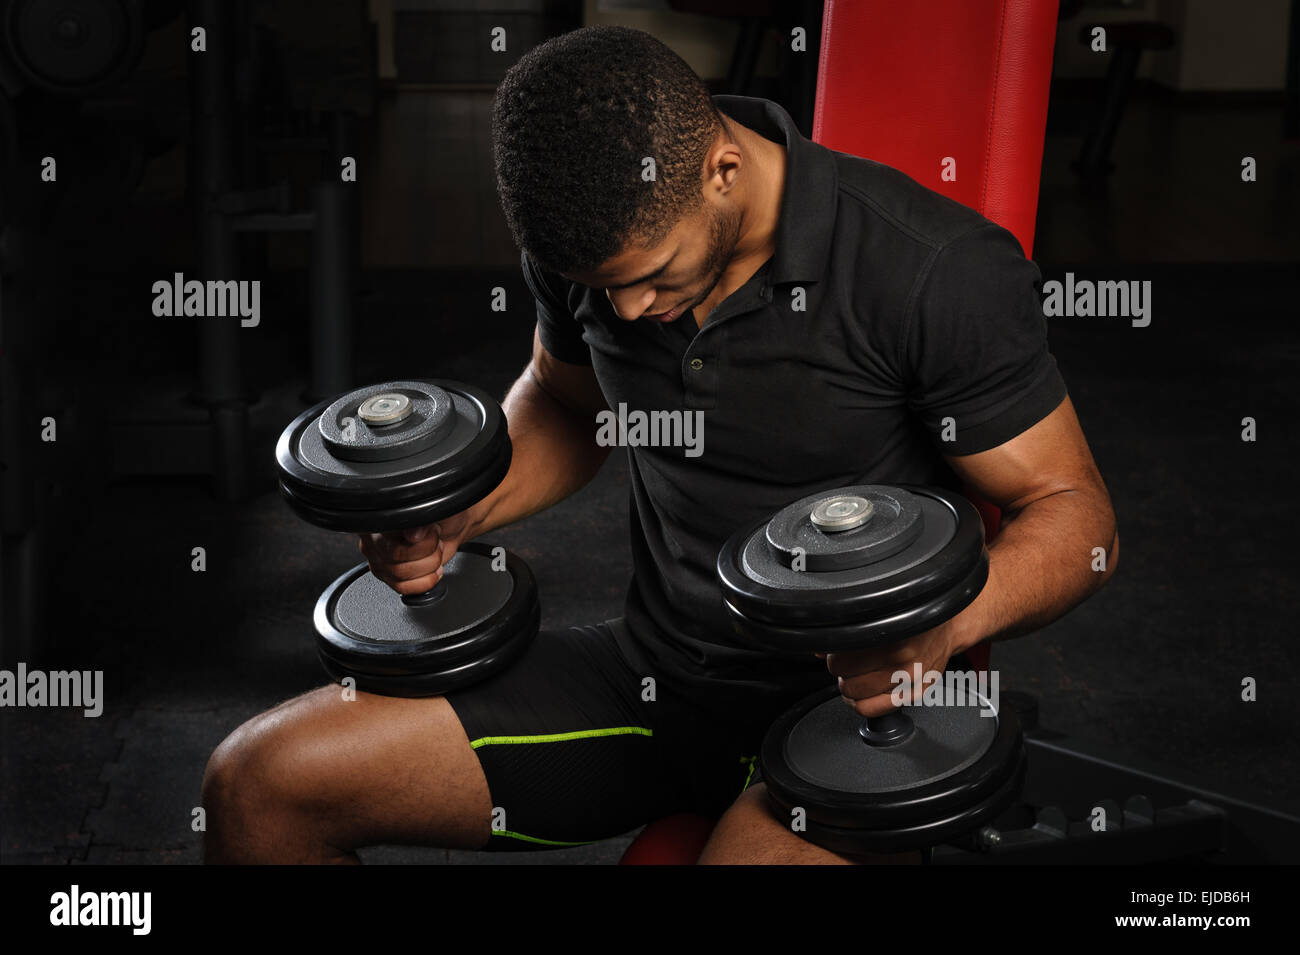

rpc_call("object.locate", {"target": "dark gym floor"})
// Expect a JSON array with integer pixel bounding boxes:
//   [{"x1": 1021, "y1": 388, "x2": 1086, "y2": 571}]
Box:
[{"x1": 3, "y1": 88, "x2": 1298, "y2": 864}]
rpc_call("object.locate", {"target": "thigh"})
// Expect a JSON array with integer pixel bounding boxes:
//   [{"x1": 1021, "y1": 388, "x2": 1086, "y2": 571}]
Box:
[
  {"x1": 206, "y1": 683, "x2": 494, "y2": 854},
  {"x1": 698, "y1": 784, "x2": 922, "y2": 864},
  {"x1": 698, "y1": 784, "x2": 850, "y2": 864},
  {"x1": 445, "y1": 621, "x2": 681, "y2": 850}
]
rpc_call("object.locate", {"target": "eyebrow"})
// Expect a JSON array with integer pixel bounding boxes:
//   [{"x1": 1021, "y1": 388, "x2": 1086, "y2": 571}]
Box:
[{"x1": 602, "y1": 252, "x2": 676, "y2": 291}]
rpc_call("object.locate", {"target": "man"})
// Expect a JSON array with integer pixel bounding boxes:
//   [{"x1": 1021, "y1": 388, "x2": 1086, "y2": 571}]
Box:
[{"x1": 203, "y1": 25, "x2": 1117, "y2": 864}]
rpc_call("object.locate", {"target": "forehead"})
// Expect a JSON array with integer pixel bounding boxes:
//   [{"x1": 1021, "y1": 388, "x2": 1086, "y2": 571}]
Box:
[
  {"x1": 578, "y1": 204, "x2": 713, "y2": 286},
  {"x1": 568, "y1": 233, "x2": 676, "y2": 289}
]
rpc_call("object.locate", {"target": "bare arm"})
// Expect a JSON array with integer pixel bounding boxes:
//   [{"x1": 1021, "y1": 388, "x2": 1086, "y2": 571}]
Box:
[
  {"x1": 942, "y1": 395, "x2": 1118, "y2": 654},
  {"x1": 359, "y1": 326, "x2": 610, "y2": 596},
  {"x1": 465, "y1": 326, "x2": 612, "y2": 537},
  {"x1": 832, "y1": 396, "x2": 1119, "y2": 716}
]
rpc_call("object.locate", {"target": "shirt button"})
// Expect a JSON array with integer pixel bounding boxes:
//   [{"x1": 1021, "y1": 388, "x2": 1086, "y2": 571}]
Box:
[{"x1": 689, "y1": 358, "x2": 704, "y2": 371}]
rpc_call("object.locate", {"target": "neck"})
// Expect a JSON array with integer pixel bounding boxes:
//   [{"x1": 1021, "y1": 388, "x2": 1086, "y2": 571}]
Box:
[{"x1": 728, "y1": 120, "x2": 787, "y2": 265}]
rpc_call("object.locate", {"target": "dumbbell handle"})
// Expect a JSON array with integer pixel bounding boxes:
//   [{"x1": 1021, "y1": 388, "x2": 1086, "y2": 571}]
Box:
[
  {"x1": 859, "y1": 708, "x2": 915, "y2": 747},
  {"x1": 401, "y1": 578, "x2": 448, "y2": 608}
]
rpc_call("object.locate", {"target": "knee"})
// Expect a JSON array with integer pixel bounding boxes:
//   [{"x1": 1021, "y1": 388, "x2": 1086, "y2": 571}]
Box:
[
  {"x1": 698, "y1": 784, "x2": 861, "y2": 865},
  {"x1": 201, "y1": 698, "x2": 325, "y2": 861},
  {"x1": 203, "y1": 715, "x2": 279, "y2": 821},
  {"x1": 697, "y1": 785, "x2": 783, "y2": 865}
]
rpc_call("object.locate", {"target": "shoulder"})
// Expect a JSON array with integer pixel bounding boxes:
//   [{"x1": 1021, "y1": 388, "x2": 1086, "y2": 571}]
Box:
[{"x1": 829, "y1": 151, "x2": 1006, "y2": 255}]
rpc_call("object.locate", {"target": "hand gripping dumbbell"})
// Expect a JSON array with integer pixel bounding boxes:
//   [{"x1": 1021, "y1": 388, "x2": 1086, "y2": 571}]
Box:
[
  {"x1": 717, "y1": 485, "x2": 1026, "y2": 854},
  {"x1": 275, "y1": 379, "x2": 539, "y2": 697}
]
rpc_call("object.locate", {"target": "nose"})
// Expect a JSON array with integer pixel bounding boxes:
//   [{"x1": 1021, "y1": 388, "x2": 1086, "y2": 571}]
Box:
[{"x1": 606, "y1": 286, "x2": 657, "y2": 322}]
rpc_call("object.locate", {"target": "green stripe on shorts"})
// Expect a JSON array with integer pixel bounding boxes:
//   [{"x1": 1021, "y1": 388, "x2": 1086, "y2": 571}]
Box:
[
  {"x1": 488, "y1": 829, "x2": 598, "y2": 847},
  {"x1": 468, "y1": 726, "x2": 653, "y2": 749}
]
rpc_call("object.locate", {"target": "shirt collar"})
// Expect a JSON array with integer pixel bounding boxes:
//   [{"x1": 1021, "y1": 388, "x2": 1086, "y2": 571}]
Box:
[{"x1": 712, "y1": 95, "x2": 838, "y2": 285}]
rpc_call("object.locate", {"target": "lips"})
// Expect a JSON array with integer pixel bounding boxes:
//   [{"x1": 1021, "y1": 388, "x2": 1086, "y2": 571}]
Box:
[{"x1": 647, "y1": 302, "x2": 685, "y2": 322}]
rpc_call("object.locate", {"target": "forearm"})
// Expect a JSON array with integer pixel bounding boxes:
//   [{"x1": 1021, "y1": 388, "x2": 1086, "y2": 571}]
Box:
[
  {"x1": 949, "y1": 488, "x2": 1119, "y2": 655},
  {"x1": 465, "y1": 365, "x2": 610, "y2": 537}
]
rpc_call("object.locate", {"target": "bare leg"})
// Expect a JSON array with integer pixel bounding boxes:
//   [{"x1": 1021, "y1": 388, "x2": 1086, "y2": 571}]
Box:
[
  {"x1": 201, "y1": 685, "x2": 491, "y2": 863},
  {"x1": 697, "y1": 784, "x2": 922, "y2": 865}
]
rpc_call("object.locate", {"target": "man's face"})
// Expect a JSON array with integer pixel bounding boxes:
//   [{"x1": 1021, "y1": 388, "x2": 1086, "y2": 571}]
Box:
[{"x1": 565, "y1": 199, "x2": 743, "y2": 324}]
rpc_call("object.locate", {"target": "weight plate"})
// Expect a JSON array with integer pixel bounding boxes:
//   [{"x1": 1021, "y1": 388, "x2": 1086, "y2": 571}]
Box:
[
  {"x1": 781, "y1": 752, "x2": 1027, "y2": 856},
  {"x1": 718, "y1": 486, "x2": 987, "y2": 638},
  {"x1": 313, "y1": 543, "x2": 539, "y2": 697},
  {"x1": 276, "y1": 379, "x2": 511, "y2": 532},
  {"x1": 786, "y1": 687, "x2": 997, "y2": 793},
  {"x1": 766, "y1": 487, "x2": 924, "y2": 571},
  {"x1": 358, "y1": 392, "x2": 412, "y2": 425},
  {"x1": 762, "y1": 685, "x2": 1026, "y2": 853},
  {"x1": 330, "y1": 554, "x2": 512, "y2": 654},
  {"x1": 724, "y1": 552, "x2": 987, "y2": 650},
  {"x1": 319, "y1": 381, "x2": 452, "y2": 463}
]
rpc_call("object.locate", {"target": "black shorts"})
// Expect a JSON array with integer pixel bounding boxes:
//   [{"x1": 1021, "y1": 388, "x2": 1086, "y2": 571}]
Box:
[{"x1": 444, "y1": 619, "x2": 808, "y2": 851}]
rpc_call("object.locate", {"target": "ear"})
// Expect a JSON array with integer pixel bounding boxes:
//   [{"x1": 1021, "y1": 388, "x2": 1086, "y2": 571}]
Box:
[{"x1": 705, "y1": 138, "x2": 743, "y2": 196}]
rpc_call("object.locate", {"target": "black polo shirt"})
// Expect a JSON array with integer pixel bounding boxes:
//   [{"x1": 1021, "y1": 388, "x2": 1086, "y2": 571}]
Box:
[{"x1": 520, "y1": 95, "x2": 1067, "y2": 715}]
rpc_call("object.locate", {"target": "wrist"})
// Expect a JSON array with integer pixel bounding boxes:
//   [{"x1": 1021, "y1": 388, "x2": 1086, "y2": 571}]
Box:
[
  {"x1": 464, "y1": 487, "x2": 503, "y2": 540},
  {"x1": 947, "y1": 562, "x2": 1003, "y2": 657},
  {"x1": 946, "y1": 614, "x2": 982, "y2": 659}
]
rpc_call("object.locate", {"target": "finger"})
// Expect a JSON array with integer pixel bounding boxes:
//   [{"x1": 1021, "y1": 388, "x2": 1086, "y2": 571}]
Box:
[
  {"x1": 837, "y1": 670, "x2": 903, "y2": 704},
  {"x1": 376, "y1": 551, "x2": 444, "y2": 584},
  {"x1": 358, "y1": 532, "x2": 391, "y2": 561},
  {"x1": 824, "y1": 648, "x2": 892, "y2": 678},
  {"x1": 368, "y1": 531, "x2": 442, "y2": 564},
  {"x1": 846, "y1": 691, "x2": 909, "y2": 720},
  {"x1": 437, "y1": 535, "x2": 461, "y2": 566},
  {"x1": 387, "y1": 565, "x2": 444, "y2": 597},
  {"x1": 371, "y1": 555, "x2": 444, "y2": 590},
  {"x1": 402, "y1": 524, "x2": 437, "y2": 544}
]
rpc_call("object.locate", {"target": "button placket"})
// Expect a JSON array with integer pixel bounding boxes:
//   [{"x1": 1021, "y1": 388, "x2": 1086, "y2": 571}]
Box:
[
  {"x1": 681, "y1": 269, "x2": 772, "y2": 409},
  {"x1": 682, "y1": 331, "x2": 720, "y2": 410}
]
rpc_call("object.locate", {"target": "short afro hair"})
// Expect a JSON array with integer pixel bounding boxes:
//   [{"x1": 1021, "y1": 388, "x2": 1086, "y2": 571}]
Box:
[{"x1": 492, "y1": 25, "x2": 726, "y2": 275}]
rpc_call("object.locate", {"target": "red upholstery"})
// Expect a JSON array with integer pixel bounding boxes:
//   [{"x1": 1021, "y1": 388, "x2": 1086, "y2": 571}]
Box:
[
  {"x1": 618, "y1": 812, "x2": 718, "y2": 865},
  {"x1": 620, "y1": 0, "x2": 1056, "y2": 864},
  {"x1": 814, "y1": 0, "x2": 1058, "y2": 258},
  {"x1": 814, "y1": 0, "x2": 1059, "y2": 671}
]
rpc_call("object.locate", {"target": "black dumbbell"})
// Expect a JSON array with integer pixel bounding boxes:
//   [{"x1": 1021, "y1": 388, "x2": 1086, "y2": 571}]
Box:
[
  {"x1": 275, "y1": 379, "x2": 539, "y2": 697},
  {"x1": 717, "y1": 485, "x2": 1026, "y2": 854}
]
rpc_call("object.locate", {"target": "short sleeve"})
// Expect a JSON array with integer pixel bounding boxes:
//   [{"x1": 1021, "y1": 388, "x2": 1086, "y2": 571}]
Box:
[
  {"x1": 904, "y1": 224, "x2": 1067, "y2": 455},
  {"x1": 520, "y1": 250, "x2": 591, "y2": 366}
]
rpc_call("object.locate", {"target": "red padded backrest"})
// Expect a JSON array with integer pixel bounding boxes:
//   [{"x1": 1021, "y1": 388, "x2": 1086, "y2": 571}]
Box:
[
  {"x1": 814, "y1": 0, "x2": 1058, "y2": 676},
  {"x1": 813, "y1": 0, "x2": 1059, "y2": 259}
]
